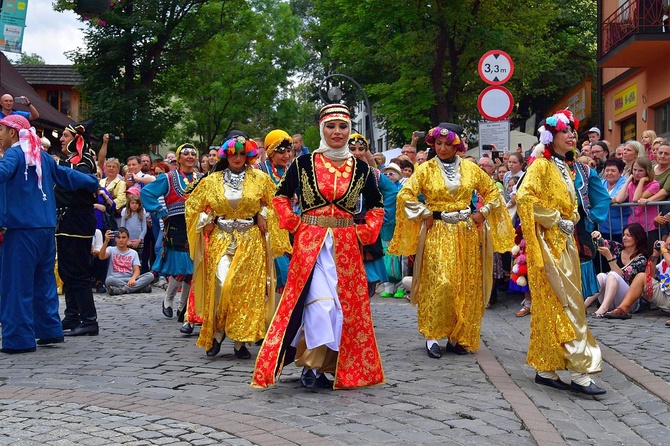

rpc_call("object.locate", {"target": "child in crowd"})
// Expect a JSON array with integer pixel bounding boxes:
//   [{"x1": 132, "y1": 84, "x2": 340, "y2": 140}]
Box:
[
  {"x1": 380, "y1": 163, "x2": 405, "y2": 298},
  {"x1": 98, "y1": 228, "x2": 154, "y2": 295},
  {"x1": 507, "y1": 176, "x2": 519, "y2": 196},
  {"x1": 121, "y1": 189, "x2": 147, "y2": 262}
]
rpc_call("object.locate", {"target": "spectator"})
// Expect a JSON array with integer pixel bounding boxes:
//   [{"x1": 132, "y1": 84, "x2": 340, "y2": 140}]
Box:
[
  {"x1": 401, "y1": 144, "x2": 417, "y2": 163},
  {"x1": 121, "y1": 188, "x2": 147, "y2": 258},
  {"x1": 0, "y1": 94, "x2": 39, "y2": 121},
  {"x1": 0, "y1": 115, "x2": 97, "y2": 353},
  {"x1": 291, "y1": 133, "x2": 310, "y2": 157},
  {"x1": 199, "y1": 154, "x2": 210, "y2": 174},
  {"x1": 165, "y1": 151, "x2": 177, "y2": 171},
  {"x1": 139, "y1": 153, "x2": 153, "y2": 174},
  {"x1": 614, "y1": 144, "x2": 625, "y2": 160},
  {"x1": 99, "y1": 228, "x2": 154, "y2": 295},
  {"x1": 477, "y1": 156, "x2": 495, "y2": 178},
  {"x1": 207, "y1": 146, "x2": 218, "y2": 171},
  {"x1": 641, "y1": 130, "x2": 658, "y2": 160},
  {"x1": 587, "y1": 225, "x2": 648, "y2": 316},
  {"x1": 373, "y1": 152, "x2": 386, "y2": 169},
  {"x1": 599, "y1": 158, "x2": 631, "y2": 244},
  {"x1": 614, "y1": 157, "x2": 660, "y2": 251},
  {"x1": 100, "y1": 157, "x2": 126, "y2": 220},
  {"x1": 621, "y1": 140, "x2": 643, "y2": 177},
  {"x1": 590, "y1": 141, "x2": 609, "y2": 177},
  {"x1": 416, "y1": 150, "x2": 427, "y2": 164},
  {"x1": 587, "y1": 126, "x2": 601, "y2": 144},
  {"x1": 124, "y1": 155, "x2": 155, "y2": 190},
  {"x1": 581, "y1": 143, "x2": 592, "y2": 158},
  {"x1": 398, "y1": 158, "x2": 414, "y2": 179},
  {"x1": 603, "y1": 239, "x2": 670, "y2": 320},
  {"x1": 253, "y1": 138, "x2": 267, "y2": 163},
  {"x1": 92, "y1": 178, "x2": 116, "y2": 294}
]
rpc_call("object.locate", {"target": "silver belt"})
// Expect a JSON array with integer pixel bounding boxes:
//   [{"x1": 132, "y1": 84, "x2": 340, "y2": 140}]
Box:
[
  {"x1": 438, "y1": 209, "x2": 471, "y2": 224},
  {"x1": 215, "y1": 217, "x2": 255, "y2": 233}
]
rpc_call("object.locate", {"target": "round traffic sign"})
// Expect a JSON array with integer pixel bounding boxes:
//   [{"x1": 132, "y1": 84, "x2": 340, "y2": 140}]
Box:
[
  {"x1": 478, "y1": 50, "x2": 514, "y2": 85},
  {"x1": 478, "y1": 86, "x2": 514, "y2": 121}
]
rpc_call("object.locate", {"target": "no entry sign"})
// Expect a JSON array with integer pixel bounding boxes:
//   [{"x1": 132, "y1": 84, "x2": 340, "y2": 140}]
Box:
[{"x1": 477, "y1": 86, "x2": 514, "y2": 121}]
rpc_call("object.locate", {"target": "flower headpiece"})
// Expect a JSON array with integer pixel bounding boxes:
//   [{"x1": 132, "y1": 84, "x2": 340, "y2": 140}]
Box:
[
  {"x1": 218, "y1": 135, "x2": 258, "y2": 162},
  {"x1": 425, "y1": 126, "x2": 466, "y2": 152},
  {"x1": 530, "y1": 109, "x2": 580, "y2": 163},
  {"x1": 348, "y1": 133, "x2": 369, "y2": 150}
]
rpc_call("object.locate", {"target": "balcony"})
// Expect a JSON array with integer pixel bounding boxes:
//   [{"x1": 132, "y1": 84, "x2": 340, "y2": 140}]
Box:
[{"x1": 600, "y1": 0, "x2": 670, "y2": 68}]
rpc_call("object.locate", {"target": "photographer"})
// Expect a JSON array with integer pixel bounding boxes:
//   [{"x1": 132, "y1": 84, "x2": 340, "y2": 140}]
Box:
[
  {"x1": 0, "y1": 94, "x2": 39, "y2": 121},
  {"x1": 586, "y1": 224, "x2": 648, "y2": 317}
]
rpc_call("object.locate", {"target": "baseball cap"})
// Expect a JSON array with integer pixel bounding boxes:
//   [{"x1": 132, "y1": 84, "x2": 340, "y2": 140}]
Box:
[
  {"x1": 588, "y1": 127, "x2": 601, "y2": 136},
  {"x1": 126, "y1": 186, "x2": 141, "y2": 196}
]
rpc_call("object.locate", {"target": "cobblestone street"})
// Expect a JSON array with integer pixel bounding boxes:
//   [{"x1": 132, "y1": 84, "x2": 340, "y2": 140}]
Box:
[{"x1": 1, "y1": 287, "x2": 669, "y2": 445}]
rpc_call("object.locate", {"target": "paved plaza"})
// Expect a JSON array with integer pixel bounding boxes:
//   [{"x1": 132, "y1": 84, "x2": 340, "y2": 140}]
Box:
[{"x1": 1, "y1": 286, "x2": 670, "y2": 445}]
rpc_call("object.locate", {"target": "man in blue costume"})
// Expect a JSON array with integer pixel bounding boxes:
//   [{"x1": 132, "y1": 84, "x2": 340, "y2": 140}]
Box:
[{"x1": 0, "y1": 115, "x2": 98, "y2": 353}]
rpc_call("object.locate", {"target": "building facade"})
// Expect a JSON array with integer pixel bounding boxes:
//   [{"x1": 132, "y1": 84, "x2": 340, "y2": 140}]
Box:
[{"x1": 599, "y1": 0, "x2": 670, "y2": 143}]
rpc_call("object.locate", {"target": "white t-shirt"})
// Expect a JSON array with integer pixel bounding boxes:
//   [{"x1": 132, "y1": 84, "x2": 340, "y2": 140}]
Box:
[{"x1": 106, "y1": 246, "x2": 140, "y2": 279}]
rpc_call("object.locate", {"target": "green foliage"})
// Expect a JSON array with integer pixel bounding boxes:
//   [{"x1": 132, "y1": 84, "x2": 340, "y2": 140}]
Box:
[
  {"x1": 300, "y1": 0, "x2": 597, "y2": 144},
  {"x1": 12, "y1": 52, "x2": 46, "y2": 65}
]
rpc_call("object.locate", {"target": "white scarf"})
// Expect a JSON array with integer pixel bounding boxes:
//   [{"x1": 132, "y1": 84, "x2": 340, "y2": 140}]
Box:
[{"x1": 313, "y1": 120, "x2": 353, "y2": 161}]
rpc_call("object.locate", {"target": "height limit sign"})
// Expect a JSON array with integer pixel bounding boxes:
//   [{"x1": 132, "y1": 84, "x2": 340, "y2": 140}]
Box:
[{"x1": 478, "y1": 50, "x2": 514, "y2": 85}]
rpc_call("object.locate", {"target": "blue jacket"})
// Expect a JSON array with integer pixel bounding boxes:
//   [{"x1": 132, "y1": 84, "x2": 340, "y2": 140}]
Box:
[{"x1": 0, "y1": 143, "x2": 98, "y2": 229}]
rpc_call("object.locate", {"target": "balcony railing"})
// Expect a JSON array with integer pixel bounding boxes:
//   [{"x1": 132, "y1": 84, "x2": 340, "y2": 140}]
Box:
[{"x1": 601, "y1": 0, "x2": 668, "y2": 57}]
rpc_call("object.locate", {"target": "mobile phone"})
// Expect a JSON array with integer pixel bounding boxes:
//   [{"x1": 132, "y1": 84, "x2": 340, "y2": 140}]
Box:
[
  {"x1": 13, "y1": 96, "x2": 27, "y2": 104},
  {"x1": 111, "y1": 231, "x2": 120, "y2": 237},
  {"x1": 414, "y1": 131, "x2": 425, "y2": 138},
  {"x1": 482, "y1": 144, "x2": 493, "y2": 151}
]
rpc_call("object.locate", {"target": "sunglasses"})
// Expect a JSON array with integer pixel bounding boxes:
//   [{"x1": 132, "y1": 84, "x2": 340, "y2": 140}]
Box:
[{"x1": 180, "y1": 148, "x2": 197, "y2": 156}]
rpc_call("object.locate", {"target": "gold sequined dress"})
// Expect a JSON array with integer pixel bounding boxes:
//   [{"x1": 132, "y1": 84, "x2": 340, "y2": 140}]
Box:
[
  {"x1": 516, "y1": 156, "x2": 602, "y2": 373},
  {"x1": 388, "y1": 157, "x2": 513, "y2": 349},
  {"x1": 185, "y1": 168, "x2": 291, "y2": 352}
]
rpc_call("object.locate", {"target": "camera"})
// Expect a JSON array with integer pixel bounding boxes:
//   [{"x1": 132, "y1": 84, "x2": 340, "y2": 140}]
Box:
[
  {"x1": 13, "y1": 96, "x2": 27, "y2": 105},
  {"x1": 107, "y1": 133, "x2": 121, "y2": 141},
  {"x1": 654, "y1": 240, "x2": 662, "y2": 251},
  {"x1": 594, "y1": 237, "x2": 605, "y2": 247},
  {"x1": 414, "y1": 131, "x2": 425, "y2": 138},
  {"x1": 482, "y1": 144, "x2": 493, "y2": 151},
  {"x1": 111, "y1": 231, "x2": 120, "y2": 237}
]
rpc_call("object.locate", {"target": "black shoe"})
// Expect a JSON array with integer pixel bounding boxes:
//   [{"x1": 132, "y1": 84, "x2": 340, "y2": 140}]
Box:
[
  {"x1": 1, "y1": 346, "x2": 36, "y2": 354},
  {"x1": 234, "y1": 345, "x2": 251, "y2": 359},
  {"x1": 179, "y1": 323, "x2": 194, "y2": 334},
  {"x1": 206, "y1": 338, "x2": 221, "y2": 357},
  {"x1": 162, "y1": 301, "x2": 173, "y2": 318},
  {"x1": 37, "y1": 336, "x2": 65, "y2": 346},
  {"x1": 176, "y1": 308, "x2": 185, "y2": 323},
  {"x1": 141, "y1": 285, "x2": 152, "y2": 293},
  {"x1": 426, "y1": 342, "x2": 441, "y2": 359},
  {"x1": 61, "y1": 319, "x2": 80, "y2": 331},
  {"x1": 300, "y1": 369, "x2": 317, "y2": 388},
  {"x1": 254, "y1": 338, "x2": 264, "y2": 346},
  {"x1": 315, "y1": 373, "x2": 334, "y2": 389},
  {"x1": 63, "y1": 324, "x2": 99, "y2": 337},
  {"x1": 446, "y1": 342, "x2": 468, "y2": 355},
  {"x1": 570, "y1": 381, "x2": 606, "y2": 395},
  {"x1": 535, "y1": 373, "x2": 569, "y2": 390},
  {"x1": 95, "y1": 285, "x2": 107, "y2": 294}
]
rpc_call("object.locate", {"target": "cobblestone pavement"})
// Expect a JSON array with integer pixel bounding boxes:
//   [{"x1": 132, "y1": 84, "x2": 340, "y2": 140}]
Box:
[{"x1": 0, "y1": 287, "x2": 669, "y2": 445}]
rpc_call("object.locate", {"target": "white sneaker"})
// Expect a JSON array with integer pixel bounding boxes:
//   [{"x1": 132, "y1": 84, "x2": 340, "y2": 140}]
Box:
[{"x1": 154, "y1": 277, "x2": 167, "y2": 288}]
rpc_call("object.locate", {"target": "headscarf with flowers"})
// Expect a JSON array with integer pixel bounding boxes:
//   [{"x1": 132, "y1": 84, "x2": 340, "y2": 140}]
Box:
[
  {"x1": 529, "y1": 109, "x2": 580, "y2": 164},
  {"x1": 218, "y1": 135, "x2": 259, "y2": 164}
]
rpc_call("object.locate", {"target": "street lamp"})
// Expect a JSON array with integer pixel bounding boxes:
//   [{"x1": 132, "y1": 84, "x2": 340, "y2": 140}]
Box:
[{"x1": 319, "y1": 74, "x2": 376, "y2": 153}]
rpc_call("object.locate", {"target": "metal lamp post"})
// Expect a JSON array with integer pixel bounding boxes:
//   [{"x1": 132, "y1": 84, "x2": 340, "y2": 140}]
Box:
[{"x1": 319, "y1": 74, "x2": 376, "y2": 153}]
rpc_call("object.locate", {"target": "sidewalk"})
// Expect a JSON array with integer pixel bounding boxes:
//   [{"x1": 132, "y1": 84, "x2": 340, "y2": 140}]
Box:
[{"x1": 0, "y1": 288, "x2": 669, "y2": 445}]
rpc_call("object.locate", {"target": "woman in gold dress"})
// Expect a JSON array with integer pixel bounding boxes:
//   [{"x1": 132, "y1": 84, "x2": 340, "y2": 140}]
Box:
[
  {"x1": 388, "y1": 125, "x2": 514, "y2": 359},
  {"x1": 517, "y1": 110, "x2": 605, "y2": 395},
  {"x1": 185, "y1": 133, "x2": 290, "y2": 359}
]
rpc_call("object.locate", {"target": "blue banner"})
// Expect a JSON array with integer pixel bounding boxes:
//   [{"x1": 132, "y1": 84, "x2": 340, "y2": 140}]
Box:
[{"x1": 0, "y1": 0, "x2": 28, "y2": 54}]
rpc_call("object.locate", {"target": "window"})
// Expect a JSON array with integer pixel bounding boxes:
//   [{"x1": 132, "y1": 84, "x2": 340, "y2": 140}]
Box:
[
  {"x1": 654, "y1": 100, "x2": 670, "y2": 137},
  {"x1": 620, "y1": 114, "x2": 637, "y2": 141},
  {"x1": 47, "y1": 90, "x2": 71, "y2": 116}
]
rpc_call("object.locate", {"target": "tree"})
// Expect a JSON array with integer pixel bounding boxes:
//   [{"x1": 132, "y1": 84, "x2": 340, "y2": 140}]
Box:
[
  {"x1": 68, "y1": 0, "x2": 218, "y2": 160},
  {"x1": 12, "y1": 52, "x2": 46, "y2": 65},
  {"x1": 166, "y1": 0, "x2": 308, "y2": 150},
  {"x1": 300, "y1": 0, "x2": 597, "y2": 144}
]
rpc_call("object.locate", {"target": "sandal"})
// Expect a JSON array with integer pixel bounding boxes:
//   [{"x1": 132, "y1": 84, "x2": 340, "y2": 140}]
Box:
[
  {"x1": 593, "y1": 312, "x2": 605, "y2": 318},
  {"x1": 603, "y1": 307, "x2": 632, "y2": 320}
]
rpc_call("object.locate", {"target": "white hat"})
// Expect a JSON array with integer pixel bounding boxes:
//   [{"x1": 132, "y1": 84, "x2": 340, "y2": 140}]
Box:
[
  {"x1": 588, "y1": 127, "x2": 601, "y2": 136},
  {"x1": 382, "y1": 162, "x2": 402, "y2": 176}
]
